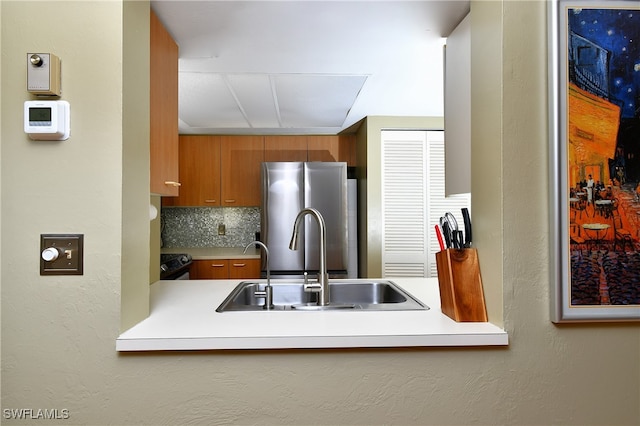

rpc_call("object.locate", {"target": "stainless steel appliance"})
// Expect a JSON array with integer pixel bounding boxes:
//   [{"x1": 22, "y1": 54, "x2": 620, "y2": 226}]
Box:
[
  {"x1": 262, "y1": 162, "x2": 348, "y2": 278},
  {"x1": 160, "y1": 253, "x2": 192, "y2": 280}
]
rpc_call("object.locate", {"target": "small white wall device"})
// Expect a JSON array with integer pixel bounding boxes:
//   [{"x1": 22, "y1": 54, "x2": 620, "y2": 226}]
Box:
[
  {"x1": 24, "y1": 100, "x2": 70, "y2": 141},
  {"x1": 27, "y1": 53, "x2": 62, "y2": 96}
]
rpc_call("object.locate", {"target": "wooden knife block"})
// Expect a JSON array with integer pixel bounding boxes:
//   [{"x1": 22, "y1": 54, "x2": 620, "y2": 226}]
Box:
[{"x1": 435, "y1": 248, "x2": 488, "y2": 322}]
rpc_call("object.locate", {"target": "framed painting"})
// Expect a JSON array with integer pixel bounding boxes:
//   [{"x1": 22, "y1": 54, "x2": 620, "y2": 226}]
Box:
[{"x1": 549, "y1": 0, "x2": 640, "y2": 322}]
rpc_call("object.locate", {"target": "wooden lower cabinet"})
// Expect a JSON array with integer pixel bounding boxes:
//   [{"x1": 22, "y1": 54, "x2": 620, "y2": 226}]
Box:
[{"x1": 190, "y1": 258, "x2": 261, "y2": 280}]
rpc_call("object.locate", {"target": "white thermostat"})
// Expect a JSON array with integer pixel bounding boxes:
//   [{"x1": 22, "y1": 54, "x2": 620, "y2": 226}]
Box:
[{"x1": 24, "y1": 100, "x2": 70, "y2": 141}]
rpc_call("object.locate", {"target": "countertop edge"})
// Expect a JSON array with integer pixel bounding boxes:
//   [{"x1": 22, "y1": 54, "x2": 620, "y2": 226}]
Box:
[{"x1": 116, "y1": 333, "x2": 509, "y2": 351}]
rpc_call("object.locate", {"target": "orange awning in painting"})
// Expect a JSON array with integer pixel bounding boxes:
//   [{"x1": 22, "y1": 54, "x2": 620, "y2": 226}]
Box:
[{"x1": 568, "y1": 83, "x2": 621, "y2": 185}]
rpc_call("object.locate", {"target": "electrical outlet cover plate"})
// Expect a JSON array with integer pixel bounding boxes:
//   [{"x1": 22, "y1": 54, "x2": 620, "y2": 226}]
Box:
[{"x1": 40, "y1": 234, "x2": 83, "y2": 275}]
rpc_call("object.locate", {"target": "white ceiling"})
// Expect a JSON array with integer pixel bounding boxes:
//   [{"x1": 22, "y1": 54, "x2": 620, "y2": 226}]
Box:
[{"x1": 151, "y1": 0, "x2": 470, "y2": 135}]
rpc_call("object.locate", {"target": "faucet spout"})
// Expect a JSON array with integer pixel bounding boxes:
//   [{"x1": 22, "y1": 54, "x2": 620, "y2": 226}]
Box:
[
  {"x1": 289, "y1": 208, "x2": 330, "y2": 306},
  {"x1": 244, "y1": 241, "x2": 273, "y2": 310}
]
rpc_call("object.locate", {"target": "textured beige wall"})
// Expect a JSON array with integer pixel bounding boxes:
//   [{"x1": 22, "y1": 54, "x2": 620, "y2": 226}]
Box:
[
  {"x1": 1, "y1": 0, "x2": 124, "y2": 421},
  {"x1": 149, "y1": 195, "x2": 161, "y2": 284},
  {"x1": 121, "y1": 0, "x2": 152, "y2": 330},
  {"x1": 471, "y1": 0, "x2": 505, "y2": 326},
  {"x1": 1, "y1": 1, "x2": 639, "y2": 425}
]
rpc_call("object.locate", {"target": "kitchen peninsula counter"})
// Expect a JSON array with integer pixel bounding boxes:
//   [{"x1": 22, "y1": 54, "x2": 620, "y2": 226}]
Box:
[{"x1": 116, "y1": 278, "x2": 508, "y2": 351}]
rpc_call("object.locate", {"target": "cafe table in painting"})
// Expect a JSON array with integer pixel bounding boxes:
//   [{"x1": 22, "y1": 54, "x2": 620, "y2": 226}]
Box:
[
  {"x1": 582, "y1": 223, "x2": 610, "y2": 252},
  {"x1": 595, "y1": 199, "x2": 614, "y2": 219}
]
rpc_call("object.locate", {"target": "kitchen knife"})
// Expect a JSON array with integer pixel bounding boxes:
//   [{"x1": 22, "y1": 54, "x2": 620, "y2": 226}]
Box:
[
  {"x1": 435, "y1": 225, "x2": 446, "y2": 251},
  {"x1": 461, "y1": 208, "x2": 472, "y2": 248},
  {"x1": 441, "y1": 221, "x2": 452, "y2": 249}
]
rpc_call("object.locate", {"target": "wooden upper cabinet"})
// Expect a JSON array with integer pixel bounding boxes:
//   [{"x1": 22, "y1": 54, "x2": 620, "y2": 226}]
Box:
[
  {"x1": 307, "y1": 135, "x2": 356, "y2": 166},
  {"x1": 264, "y1": 135, "x2": 357, "y2": 164},
  {"x1": 150, "y1": 10, "x2": 179, "y2": 196},
  {"x1": 163, "y1": 133, "x2": 356, "y2": 208},
  {"x1": 220, "y1": 136, "x2": 264, "y2": 207},
  {"x1": 264, "y1": 135, "x2": 308, "y2": 162},
  {"x1": 167, "y1": 136, "x2": 221, "y2": 207}
]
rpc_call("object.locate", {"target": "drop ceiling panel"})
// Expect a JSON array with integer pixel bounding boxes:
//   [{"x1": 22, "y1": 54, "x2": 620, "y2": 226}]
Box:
[
  {"x1": 226, "y1": 74, "x2": 280, "y2": 128},
  {"x1": 179, "y1": 73, "x2": 248, "y2": 128},
  {"x1": 273, "y1": 74, "x2": 367, "y2": 128}
]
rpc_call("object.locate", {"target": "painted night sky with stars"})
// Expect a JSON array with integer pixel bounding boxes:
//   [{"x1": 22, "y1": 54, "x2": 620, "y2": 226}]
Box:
[{"x1": 568, "y1": 6, "x2": 639, "y2": 119}]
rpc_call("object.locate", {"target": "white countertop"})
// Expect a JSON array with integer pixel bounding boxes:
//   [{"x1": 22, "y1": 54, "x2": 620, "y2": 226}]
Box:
[{"x1": 116, "y1": 277, "x2": 508, "y2": 351}]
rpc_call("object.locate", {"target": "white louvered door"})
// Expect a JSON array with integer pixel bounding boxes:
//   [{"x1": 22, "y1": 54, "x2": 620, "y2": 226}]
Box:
[
  {"x1": 382, "y1": 130, "x2": 428, "y2": 276},
  {"x1": 382, "y1": 130, "x2": 470, "y2": 277}
]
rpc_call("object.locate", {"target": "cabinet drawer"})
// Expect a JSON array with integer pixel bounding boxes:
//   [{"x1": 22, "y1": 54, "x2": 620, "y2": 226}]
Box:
[
  {"x1": 190, "y1": 258, "x2": 261, "y2": 279},
  {"x1": 191, "y1": 259, "x2": 228, "y2": 279},
  {"x1": 228, "y1": 258, "x2": 261, "y2": 279}
]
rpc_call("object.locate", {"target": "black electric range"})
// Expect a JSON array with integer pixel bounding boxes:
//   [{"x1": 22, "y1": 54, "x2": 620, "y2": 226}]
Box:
[{"x1": 160, "y1": 253, "x2": 193, "y2": 280}]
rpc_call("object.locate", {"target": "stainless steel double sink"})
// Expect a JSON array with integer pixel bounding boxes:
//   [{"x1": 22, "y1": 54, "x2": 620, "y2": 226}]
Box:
[{"x1": 216, "y1": 279, "x2": 428, "y2": 312}]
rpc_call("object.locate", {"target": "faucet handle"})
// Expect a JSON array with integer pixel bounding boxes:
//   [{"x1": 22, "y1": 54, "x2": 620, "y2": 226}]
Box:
[
  {"x1": 303, "y1": 274, "x2": 321, "y2": 293},
  {"x1": 254, "y1": 286, "x2": 274, "y2": 310},
  {"x1": 304, "y1": 282, "x2": 322, "y2": 293}
]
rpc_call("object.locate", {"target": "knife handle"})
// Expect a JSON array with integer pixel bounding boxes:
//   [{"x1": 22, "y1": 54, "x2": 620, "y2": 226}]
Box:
[
  {"x1": 435, "y1": 225, "x2": 445, "y2": 251},
  {"x1": 461, "y1": 208, "x2": 472, "y2": 248},
  {"x1": 441, "y1": 221, "x2": 452, "y2": 249}
]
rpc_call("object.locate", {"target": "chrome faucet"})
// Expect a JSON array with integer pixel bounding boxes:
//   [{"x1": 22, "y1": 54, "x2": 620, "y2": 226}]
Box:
[
  {"x1": 289, "y1": 208, "x2": 330, "y2": 306},
  {"x1": 244, "y1": 241, "x2": 273, "y2": 310}
]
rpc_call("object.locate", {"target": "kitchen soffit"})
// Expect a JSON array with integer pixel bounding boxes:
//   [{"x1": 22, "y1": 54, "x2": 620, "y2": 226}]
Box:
[{"x1": 152, "y1": 1, "x2": 471, "y2": 135}]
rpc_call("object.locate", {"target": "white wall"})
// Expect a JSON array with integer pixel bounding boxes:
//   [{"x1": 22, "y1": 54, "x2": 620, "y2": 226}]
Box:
[
  {"x1": 1, "y1": 1, "x2": 638, "y2": 425},
  {"x1": 444, "y1": 13, "x2": 471, "y2": 196}
]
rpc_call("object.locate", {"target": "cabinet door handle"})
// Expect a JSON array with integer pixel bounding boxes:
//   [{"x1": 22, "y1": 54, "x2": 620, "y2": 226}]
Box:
[
  {"x1": 204, "y1": 199, "x2": 217, "y2": 203},
  {"x1": 164, "y1": 181, "x2": 182, "y2": 187},
  {"x1": 224, "y1": 199, "x2": 236, "y2": 203},
  {"x1": 232, "y1": 263, "x2": 246, "y2": 267},
  {"x1": 211, "y1": 264, "x2": 225, "y2": 268}
]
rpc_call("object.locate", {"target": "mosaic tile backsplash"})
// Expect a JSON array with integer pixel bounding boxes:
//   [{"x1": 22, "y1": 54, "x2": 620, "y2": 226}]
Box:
[{"x1": 161, "y1": 206, "x2": 261, "y2": 248}]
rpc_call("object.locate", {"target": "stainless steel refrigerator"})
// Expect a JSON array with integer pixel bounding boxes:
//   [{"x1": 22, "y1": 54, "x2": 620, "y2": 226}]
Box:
[{"x1": 261, "y1": 162, "x2": 348, "y2": 277}]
